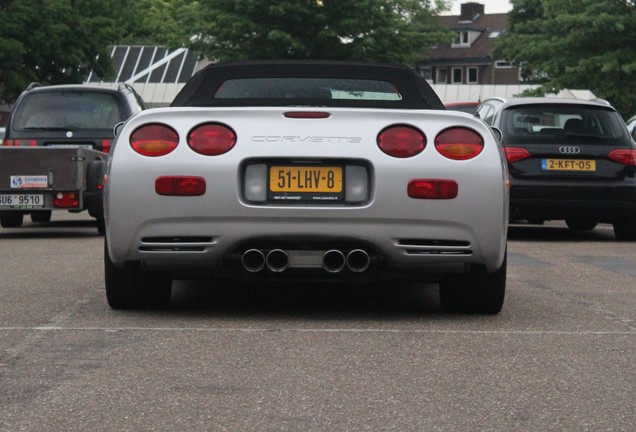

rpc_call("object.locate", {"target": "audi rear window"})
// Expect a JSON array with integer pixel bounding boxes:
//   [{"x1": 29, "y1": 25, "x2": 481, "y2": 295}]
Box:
[
  {"x1": 502, "y1": 105, "x2": 627, "y2": 142},
  {"x1": 14, "y1": 91, "x2": 127, "y2": 131}
]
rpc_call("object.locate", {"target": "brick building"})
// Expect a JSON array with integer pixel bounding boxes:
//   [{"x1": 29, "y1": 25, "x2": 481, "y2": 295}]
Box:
[{"x1": 420, "y1": 2, "x2": 520, "y2": 85}]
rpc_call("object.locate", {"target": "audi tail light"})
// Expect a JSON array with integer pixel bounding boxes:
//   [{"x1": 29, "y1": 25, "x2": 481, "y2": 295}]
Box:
[
  {"x1": 435, "y1": 127, "x2": 484, "y2": 160},
  {"x1": 130, "y1": 124, "x2": 178, "y2": 156},
  {"x1": 408, "y1": 179, "x2": 458, "y2": 199},
  {"x1": 188, "y1": 123, "x2": 236, "y2": 156},
  {"x1": 377, "y1": 125, "x2": 426, "y2": 158},
  {"x1": 504, "y1": 147, "x2": 531, "y2": 163},
  {"x1": 155, "y1": 176, "x2": 206, "y2": 196},
  {"x1": 607, "y1": 149, "x2": 636, "y2": 166}
]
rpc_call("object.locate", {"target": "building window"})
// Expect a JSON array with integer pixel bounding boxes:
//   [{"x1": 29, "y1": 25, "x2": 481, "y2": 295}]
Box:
[
  {"x1": 468, "y1": 67, "x2": 478, "y2": 83},
  {"x1": 452, "y1": 68, "x2": 463, "y2": 83},
  {"x1": 495, "y1": 60, "x2": 513, "y2": 69},
  {"x1": 420, "y1": 68, "x2": 432, "y2": 81},
  {"x1": 452, "y1": 31, "x2": 470, "y2": 47},
  {"x1": 436, "y1": 68, "x2": 448, "y2": 84}
]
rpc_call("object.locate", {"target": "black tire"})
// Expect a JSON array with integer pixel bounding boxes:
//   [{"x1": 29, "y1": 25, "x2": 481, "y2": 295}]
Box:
[
  {"x1": 86, "y1": 160, "x2": 105, "y2": 220},
  {"x1": 0, "y1": 211, "x2": 24, "y2": 228},
  {"x1": 96, "y1": 218, "x2": 106, "y2": 236},
  {"x1": 439, "y1": 252, "x2": 507, "y2": 314},
  {"x1": 565, "y1": 219, "x2": 597, "y2": 232},
  {"x1": 30, "y1": 210, "x2": 52, "y2": 224},
  {"x1": 613, "y1": 219, "x2": 636, "y2": 241},
  {"x1": 104, "y1": 240, "x2": 172, "y2": 309}
]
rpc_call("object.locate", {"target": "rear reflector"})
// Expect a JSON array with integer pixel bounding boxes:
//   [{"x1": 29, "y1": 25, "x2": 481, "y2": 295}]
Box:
[
  {"x1": 155, "y1": 176, "x2": 206, "y2": 196},
  {"x1": 607, "y1": 149, "x2": 636, "y2": 166},
  {"x1": 504, "y1": 147, "x2": 531, "y2": 163},
  {"x1": 377, "y1": 125, "x2": 426, "y2": 158},
  {"x1": 435, "y1": 127, "x2": 483, "y2": 160},
  {"x1": 130, "y1": 124, "x2": 179, "y2": 156},
  {"x1": 188, "y1": 123, "x2": 236, "y2": 156},
  {"x1": 408, "y1": 179, "x2": 458, "y2": 199}
]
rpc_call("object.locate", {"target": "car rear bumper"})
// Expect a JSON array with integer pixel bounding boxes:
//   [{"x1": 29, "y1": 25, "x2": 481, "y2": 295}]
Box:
[
  {"x1": 106, "y1": 215, "x2": 507, "y2": 276},
  {"x1": 510, "y1": 181, "x2": 636, "y2": 221}
]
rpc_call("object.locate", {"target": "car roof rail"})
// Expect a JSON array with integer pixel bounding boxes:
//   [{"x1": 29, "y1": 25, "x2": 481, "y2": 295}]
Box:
[{"x1": 26, "y1": 82, "x2": 43, "y2": 91}]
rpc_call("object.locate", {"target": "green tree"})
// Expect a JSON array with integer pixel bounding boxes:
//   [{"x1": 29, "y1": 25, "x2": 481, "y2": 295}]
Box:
[
  {"x1": 495, "y1": 0, "x2": 636, "y2": 116},
  {"x1": 190, "y1": 0, "x2": 452, "y2": 66},
  {"x1": 112, "y1": 0, "x2": 207, "y2": 47},
  {"x1": 0, "y1": 0, "x2": 117, "y2": 104}
]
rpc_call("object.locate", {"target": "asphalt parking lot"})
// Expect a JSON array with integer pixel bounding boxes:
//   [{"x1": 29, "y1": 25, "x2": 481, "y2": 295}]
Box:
[{"x1": 1, "y1": 213, "x2": 634, "y2": 431}]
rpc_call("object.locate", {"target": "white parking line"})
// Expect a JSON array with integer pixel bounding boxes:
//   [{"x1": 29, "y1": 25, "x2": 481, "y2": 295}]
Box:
[{"x1": 1, "y1": 326, "x2": 634, "y2": 335}]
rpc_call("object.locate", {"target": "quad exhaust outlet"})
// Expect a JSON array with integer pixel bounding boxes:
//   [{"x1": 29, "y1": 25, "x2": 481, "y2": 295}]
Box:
[
  {"x1": 322, "y1": 249, "x2": 346, "y2": 273},
  {"x1": 346, "y1": 249, "x2": 371, "y2": 273},
  {"x1": 240, "y1": 248, "x2": 371, "y2": 273},
  {"x1": 265, "y1": 249, "x2": 289, "y2": 272},
  {"x1": 241, "y1": 249, "x2": 265, "y2": 273}
]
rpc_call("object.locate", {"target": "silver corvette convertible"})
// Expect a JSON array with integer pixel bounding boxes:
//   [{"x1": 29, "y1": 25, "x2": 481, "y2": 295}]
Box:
[{"x1": 104, "y1": 61, "x2": 509, "y2": 313}]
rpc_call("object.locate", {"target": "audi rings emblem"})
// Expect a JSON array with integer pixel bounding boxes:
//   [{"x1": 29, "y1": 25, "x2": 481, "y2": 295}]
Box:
[{"x1": 559, "y1": 146, "x2": 581, "y2": 154}]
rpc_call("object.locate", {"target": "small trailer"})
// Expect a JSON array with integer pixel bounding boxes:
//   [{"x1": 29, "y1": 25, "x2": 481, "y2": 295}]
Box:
[{"x1": 0, "y1": 147, "x2": 107, "y2": 233}]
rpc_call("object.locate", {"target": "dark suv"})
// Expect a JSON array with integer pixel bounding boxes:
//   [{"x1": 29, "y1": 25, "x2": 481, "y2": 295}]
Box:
[
  {"x1": 2, "y1": 83, "x2": 146, "y2": 153},
  {"x1": 476, "y1": 97, "x2": 636, "y2": 240}
]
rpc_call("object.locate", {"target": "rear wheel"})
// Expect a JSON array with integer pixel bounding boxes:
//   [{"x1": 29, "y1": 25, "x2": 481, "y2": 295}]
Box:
[
  {"x1": 104, "y1": 241, "x2": 172, "y2": 309},
  {"x1": 0, "y1": 211, "x2": 24, "y2": 228},
  {"x1": 96, "y1": 218, "x2": 106, "y2": 236},
  {"x1": 613, "y1": 219, "x2": 636, "y2": 241},
  {"x1": 439, "y1": 252, "x2": 507, "y2": 314},
  {"x1": 30, "y1": 210, "x2": 52, "y2": 223},
  {"x1": 566, "y1": 218, "x2": 597, "y2": 232}
]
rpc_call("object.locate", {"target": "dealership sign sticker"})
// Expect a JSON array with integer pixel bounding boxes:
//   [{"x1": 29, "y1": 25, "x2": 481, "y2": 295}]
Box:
[{"x1": 11, "y1": 175, "x2": 48, "y2": 189}]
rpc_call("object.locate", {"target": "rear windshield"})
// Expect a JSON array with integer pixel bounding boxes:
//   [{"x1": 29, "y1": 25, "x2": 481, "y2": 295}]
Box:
[
  {"x1": 502, "y1": 104, "x2": 627, "y2": 142},
  {"x1": 13, "y1": 90, "x2": 127, "y2": 131},
  {"x1": 215, "y1": 78, "x2": 402, "y2": 101}
]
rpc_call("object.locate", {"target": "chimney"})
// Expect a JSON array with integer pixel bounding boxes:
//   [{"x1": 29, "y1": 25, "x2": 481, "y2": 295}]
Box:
[{"x1": 460, "y1": 2, "x2": 485, "y2": 21}]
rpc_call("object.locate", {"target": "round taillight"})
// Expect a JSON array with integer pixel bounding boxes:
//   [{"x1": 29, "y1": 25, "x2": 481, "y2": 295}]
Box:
[
  {"x1": 435, "y1": 127, "x2": 484, "y2": 160},
  {"x1": 188, "y1": 123, "x2": 236, "y2": 156},
  {"x1": 130, "y1": 124, "x2": 178, "y2": 156},
  {"x1": 377, "y1": 125, "x2": 426, "y2": 158}
]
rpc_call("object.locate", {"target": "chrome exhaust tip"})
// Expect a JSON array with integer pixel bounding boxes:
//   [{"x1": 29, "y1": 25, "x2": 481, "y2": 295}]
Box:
[
  {"x1": 346, "y1": 249, "x2": 370, "y2": 273},
  {"x1": 322, "y1": 249, "x2": 346, "y2": 273},
  {"x1": 242, "y1": 249, "x2": 266, "y2": 272},
  {"x1": 265, "y1": 249, "x2": 289, "y2": 272}
]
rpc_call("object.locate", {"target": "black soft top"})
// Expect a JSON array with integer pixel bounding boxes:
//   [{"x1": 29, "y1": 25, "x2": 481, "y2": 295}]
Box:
[{"x1": 171, "y1": 60, "x2": 444, "y2": 110}]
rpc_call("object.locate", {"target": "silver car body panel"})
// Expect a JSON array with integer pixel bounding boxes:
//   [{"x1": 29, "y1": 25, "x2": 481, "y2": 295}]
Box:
[{"x1": 105, "y1": 106, "x2": 508, "y2": 275}]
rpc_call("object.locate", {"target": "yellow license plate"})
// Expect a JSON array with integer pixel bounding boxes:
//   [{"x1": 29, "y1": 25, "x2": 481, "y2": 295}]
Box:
[
  {"x1": 269, "y1": 166, "x2": 342, "y2": 193},
  {"x1": 542, "y1": 159, "x2": 596, "y2": 172}
]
